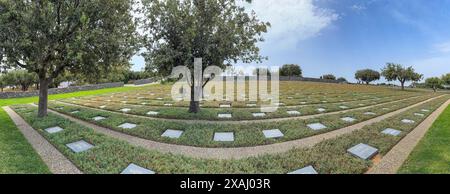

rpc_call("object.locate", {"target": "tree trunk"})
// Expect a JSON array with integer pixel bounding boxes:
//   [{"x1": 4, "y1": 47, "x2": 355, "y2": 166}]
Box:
[
  {"x1": 400, "y1": 81, "x2": 405, "y2": 90},
  {"x1": 188, "y1": 85, "x2": 200, "y2": 113},
  {"x1": 38, "y1": 78, "x2": 49, "y2": 117}
]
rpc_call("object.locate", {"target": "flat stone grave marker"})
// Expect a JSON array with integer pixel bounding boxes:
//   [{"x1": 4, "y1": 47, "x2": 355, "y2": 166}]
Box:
[
  {"x1": 121, "y1": 164, "x2": 155, "y2": 174},
  {"x1": 382, "y1": 128, "x2": 402, "y2": 136},
  {"x1": 253, "y1": 113, "x2": 266, "y2": 117},
  {"x1": 56, "y1": 107, "x2": 64, "y2": 110},
  {"x1": 141, "y1": 102, "x2": 149, "y2": 105},
  {"x1": 120, "y1": 108, "x2": 131, "y2": 113},
  {"x1": 156, "y1": 98, "x2": 163, "y2": 100},
  {"x1": 164, "y1": 103, "x2": 173, "y2": 106},
  {"x1": 219, "y1": 104, "x2": 231, "y2": 108},
  {"x1": 347, "y1": 143, "x2": 378, "y2": 160},
  {"x1": 147, "y1": 111, "x2": 159, "y2": 116},
  {"x1": 287, "y1": 97, "x2": 293, "y2": 99},
  {"x1": 401, "y1": 119, "x2": 415, "y2": 124},
  {"x1": 341, "y1": 117, "x2": 356, "y2": 122},
  {"x1": 421, "y1": 109, "x2": 430, "y2": 112},
  {"x1": 92, "y1": 116, "x2": 106, "y2": 121},
  {"x1": 358, "y1": 104, "x2": 365, "y2": 106},
  {"x1": 66, "y1": 140, "x2": 94, "y2": 153},
  {"x1": 307, "y1": 123, "x2": 327, "y2": 131},
  {"x1": 161, "y1": 129, "x2": 183, "y2": 139},
  {"x1": 364, "y1": 112, "x2": 376, "y2": 115},
  {"x1": 287, "y1": 110, "x2": 301, "y2": 115},
  {"x1": 321, "y1": 101, "x2": 328, "y2": 103},
  {"x1": 71, "y1": 110, "x2": 80, "y2": 114},
  {"x1": 118, "y1": 123, "x2": 137, "y2": 129},
  {"x1": 288, "y1": 166, "x2": 318, "y2": 174},
  {"x1": 339, "y1": 106, "x2": 349, "y2": 109},
  {"x1": 263, "y1": 129, "x2": 284, "y2": 139},
  {"x1": 414, "y1": 113, "x2": 425, "y2": 117},
  {"x1": 274, "y1": 103, "x2": 285, "y2": 106},
  {"x1": 246, "y1": 104, "x2": 257, "y2": 107},
  {"x1": 218, "y1": 113, "x2": 232, "y2": 119},
  {"x1": 137, "y1": 97, "x2": 145, "y2": 99},
  {"x1": 121, "y1": 101, "x2": 127, "y2": 104},
  {"x1": 317, "y1": 108, "x2": 326, "y2": 112},
  {"x1": 382, "y1": 108, "x2": 389, "y2": 110},
  {"x1": 45, "y1": 126, "x2": 64, "y2": 134},
  {"x1": 214, "y1": 132, "x2": 234, "y2": 142},
  {"x1": 300, "y1": 102, "x2": 307, "y2": 105},
  {"x1": 99, "y1": 105, "x2": 106, "y2": 109}
]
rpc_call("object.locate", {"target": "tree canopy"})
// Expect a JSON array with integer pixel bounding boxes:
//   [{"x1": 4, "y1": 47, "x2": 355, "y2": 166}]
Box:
[
  {"x1": 355, "y1": 69, "x2": 380, "y2": 85},
  {"x1": 321, "y1": 74, "x2": 336, "y2": 80},
  {"x1": 441, "y1": 73, "x2": 450, "y2": 85},
  {"x1": 141, "y1": 0, "x2": 269, "y2": 113},
  {"x1": 0, "y1": 0, "x2": 139, "y2": 117},
  {"x1": 279, "y1": 64, "x2": 302, "y2": 78},
  {"x1": 425, "y1": 77, "x2": 442, "y2": 92},
  {"x1": 381, "y1": 63, "x2": 423, "y2": 90}
]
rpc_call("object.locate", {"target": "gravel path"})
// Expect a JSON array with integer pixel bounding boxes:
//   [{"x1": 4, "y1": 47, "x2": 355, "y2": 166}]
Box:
[
  {"x1": 367, "y1": 98, "x2": 450, "y2": 174},
  {"x1": 3, "y1": 106, "x2": 82, "y2": 174},
  {"x1": 46, "y1": 95, "x2": 443, "y2": 159},
  {"x1": 55, "y1": 95, "x2": 424, "y2": 124}
]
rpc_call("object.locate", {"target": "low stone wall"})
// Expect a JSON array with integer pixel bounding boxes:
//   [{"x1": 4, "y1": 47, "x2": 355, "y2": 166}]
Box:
[
  {"x1": 134, "y1": 78, "x2": 158, "y2": 85},
  {"x1": 219, "y1": 76, "x2": 343, "y2": 84},
  {"x1": 0, "y1": 82, "x2": 124, "y2": 99},
  {"x1": 279, "y1": 76, "x2": 343, "y2": 83}
]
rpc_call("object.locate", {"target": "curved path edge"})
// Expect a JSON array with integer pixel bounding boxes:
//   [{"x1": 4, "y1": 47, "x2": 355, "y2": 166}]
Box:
[
  {"x1": 3, "y1": 106, "x2": 82, "y2": 174},
  {"x1": 367, "y1": 98, "x2": 450, "y2": 174},
  {"x1": 54, "y1": 94, "x2": 425, "y2": 124},
  {"x1": 45, "y1": 95, "x2": 444, "y2": 160}
]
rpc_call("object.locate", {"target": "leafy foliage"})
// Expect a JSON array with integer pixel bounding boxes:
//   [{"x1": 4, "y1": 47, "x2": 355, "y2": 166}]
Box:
[
  {"x1": 321, "y1": 74, "x2": 336, "y2": 80},
  {"x1": 279, "y1": 64, "x2": 302, "y2": 78},
  {"x1": 425, "y1": 77, "x2": 442, "y2": 92},
  {"x1": 0, "y1": 0, "x2": 139, "y2": 116},
  {"x1": 355, "y1": 69, "x2": 380, "y2": 85},
  {"x1": 381, "y1": 63, "x2": 423, "y2": 90}
]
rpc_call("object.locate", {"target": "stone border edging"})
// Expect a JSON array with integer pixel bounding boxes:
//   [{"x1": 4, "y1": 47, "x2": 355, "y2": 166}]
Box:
[
  {"x1": 366, "y1": 98, "x2": 450, "y2": 174},
  {"x1": 45, "y1": 95, "x2": 444, "y2": 159},
  {"x1": 3, "y1": 106, "x2": 82, "y2": 174}
]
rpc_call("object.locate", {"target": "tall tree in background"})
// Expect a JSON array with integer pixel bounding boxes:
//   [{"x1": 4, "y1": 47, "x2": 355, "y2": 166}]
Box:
[
  {"x1": 355, "y1": 69, "x2": 380, "y2": 85},
  {"x1": 381, "y1": 63, "x2": 422, "y2": 90},
  {"x1": 321, "y1": 74, "x2": 336, "y2": 80},
  {"x1": 425, "y1": 77, "x2": 442, "y2": 92},
  {"x1": 279, "y1": 64, "x2": 302, "y2": 79},
  {"x1": 442, "y1": 73, "x2": 450, "y2": 85},
  {"x1": 0, "y1": 0, "x2": 138, "y2": 117},
  {"x1": 141, "y1": 0, "x2": 269, "y2": 113}
]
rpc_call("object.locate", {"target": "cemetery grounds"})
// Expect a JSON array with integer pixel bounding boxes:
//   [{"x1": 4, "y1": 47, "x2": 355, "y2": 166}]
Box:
[{"x1": 2, "y1": 81, "x2": 450, "y2": 174}]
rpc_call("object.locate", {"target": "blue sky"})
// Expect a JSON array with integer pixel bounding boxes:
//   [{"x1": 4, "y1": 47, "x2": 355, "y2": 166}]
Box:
[{"x1": 131, "y1": 0, "x2": 450, "y2": 83}]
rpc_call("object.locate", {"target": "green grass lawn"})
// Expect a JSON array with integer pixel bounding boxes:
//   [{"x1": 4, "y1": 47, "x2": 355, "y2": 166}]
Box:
[
  {"x1": 0, "y1": 109, "x2": 50, "y2": 173},
  {"x1": 0, "y1": 85, "x2": 141, "y2": 173},
  {"x1": 399, "y1": 104, "x2": 450, "y2": 174}
]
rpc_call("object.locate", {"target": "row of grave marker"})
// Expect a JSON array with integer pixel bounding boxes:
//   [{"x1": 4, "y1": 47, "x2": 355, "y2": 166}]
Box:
[{"x1": 45, "y1": 108, "x2": 430, "y2": 174}]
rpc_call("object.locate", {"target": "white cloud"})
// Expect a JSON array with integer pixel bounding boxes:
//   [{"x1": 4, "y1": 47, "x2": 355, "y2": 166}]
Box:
[
  {"x1": 350, "y1": 4, "x2": 366, "y2": 12},
  {"x1": 244, "y1": 0, "x2": 338, "y2": 49}
]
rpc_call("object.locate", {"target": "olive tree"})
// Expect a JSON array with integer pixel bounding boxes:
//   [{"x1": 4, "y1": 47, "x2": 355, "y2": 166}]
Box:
[
  {"x1": 425, "y1": 77, "x2": 442, "y2": 92},
  {"x1": 279, "y1": 64, "x2": 302, "y2": 79},
  {"x1": 0, "y1": 0, "x2": 138, "y2": 117},
  {"x1": 141, "y1": 0, "x2": 269, "y2": 113},
  {"x1": 381, "y1": 63, "x2": 422, "y2": 90},
  {"x1": 355, "y1": 69, "x2": 380, "y2": 85}
]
